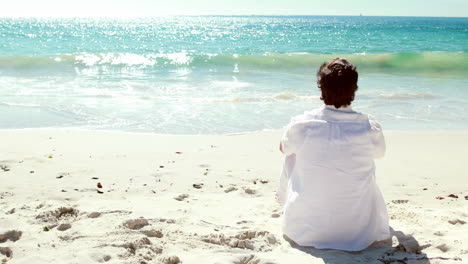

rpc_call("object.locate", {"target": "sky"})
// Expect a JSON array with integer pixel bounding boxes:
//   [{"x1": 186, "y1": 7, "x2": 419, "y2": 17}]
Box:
[{"x1": 0, "y1": 0, "x2": 467, "y2": 17}]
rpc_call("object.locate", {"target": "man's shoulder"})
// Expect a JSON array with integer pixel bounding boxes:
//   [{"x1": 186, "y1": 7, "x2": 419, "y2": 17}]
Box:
[
  {"x1": 348, "y1": 111, "x2": 383, "y2": 132},
  {"x1": 290, "y1": 108, "x2": 323, "y2": 123},
  {"x1": 285, "y1": 108, "x2": 327, "y2": 133}
]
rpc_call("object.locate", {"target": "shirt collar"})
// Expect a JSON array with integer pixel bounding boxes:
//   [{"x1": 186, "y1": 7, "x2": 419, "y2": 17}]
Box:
[{"x1": 324, "y1": 104, "x2": 354, "y2": 112}]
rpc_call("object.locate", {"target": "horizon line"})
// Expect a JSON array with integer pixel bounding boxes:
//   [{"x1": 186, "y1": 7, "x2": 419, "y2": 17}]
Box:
[
  {"x1": 0, "y1": 14, "x2": 468, "y2": 19},
  {"x1": 0, "y1": 14, "x2": 467, "y2": 19}
]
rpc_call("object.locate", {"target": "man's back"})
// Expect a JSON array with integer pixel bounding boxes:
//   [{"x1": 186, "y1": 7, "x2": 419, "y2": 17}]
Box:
[{"x1": 278, "y1": 105, "x2": 390, "y2": 251}]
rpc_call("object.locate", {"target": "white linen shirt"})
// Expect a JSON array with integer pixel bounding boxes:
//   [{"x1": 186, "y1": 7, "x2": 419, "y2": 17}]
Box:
[{"x1": 278, "y1": 105, "x2": 390, "y2": 251}]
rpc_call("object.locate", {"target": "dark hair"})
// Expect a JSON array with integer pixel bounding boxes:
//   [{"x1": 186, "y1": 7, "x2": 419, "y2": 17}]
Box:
[{"x1": 317, "y1": 58, "x2": 358, "y2": 108}]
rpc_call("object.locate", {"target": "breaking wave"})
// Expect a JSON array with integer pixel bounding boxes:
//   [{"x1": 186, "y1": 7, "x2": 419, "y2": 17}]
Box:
[{"x1": 0, "y1": 52, "x2": 465, "y2": 72}]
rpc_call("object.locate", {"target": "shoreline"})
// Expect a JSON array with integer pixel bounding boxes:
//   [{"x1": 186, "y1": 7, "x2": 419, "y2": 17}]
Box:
[
  {"x1": 0, "y1": 127, "x2": 283, "y2": 137},
  {"x1": 2, "y1": 127, "x2": 468, "y2": 136},
  {"x1": 1, "y1": 129, "x2": 467, "y2": 263}
]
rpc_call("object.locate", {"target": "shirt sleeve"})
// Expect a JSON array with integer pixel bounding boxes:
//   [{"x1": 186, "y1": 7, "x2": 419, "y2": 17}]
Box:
[
  {"x1": 280, "y1": 118, "x2": 305, "y2": 156},
  {"x1": 369, "y1": 115, "x2": 386, "y2": 159},
  {"x1": 277, "y1": 153, "x2": 297, "y2": 206},
  {"x1": 276, "y1": 156, "x2": 290, "y2": 205}
]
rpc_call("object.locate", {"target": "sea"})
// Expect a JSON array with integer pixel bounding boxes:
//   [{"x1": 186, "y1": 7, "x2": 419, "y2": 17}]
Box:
[{"x1": 0, "y1": 16, "x2": 467, "y2": 134}]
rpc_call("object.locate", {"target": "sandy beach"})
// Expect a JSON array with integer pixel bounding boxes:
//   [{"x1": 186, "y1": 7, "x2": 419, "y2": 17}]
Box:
[{"x1": 1, "y1": 129, "x2": 467, "y2": 264}]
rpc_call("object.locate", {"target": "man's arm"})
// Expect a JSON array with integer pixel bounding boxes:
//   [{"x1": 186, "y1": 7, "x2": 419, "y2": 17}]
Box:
[
  {"x1": 369, "y1": 116, "x2": 386, "y2": 158},
  {"x1": 276, "y1": 154, "x2": 295, "y2": 205}
]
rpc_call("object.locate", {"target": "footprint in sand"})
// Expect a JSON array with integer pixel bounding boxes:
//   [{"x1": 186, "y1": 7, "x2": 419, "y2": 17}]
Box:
[
  {"x1": 112, "y1": 237, "x2": 163, "y2": 260},
  {"x1": 201, "y1": 231, "x2": 278, "y2": 251},
  {"x1": 36, "y1": 207, "x2": 79, "y2": 224}
]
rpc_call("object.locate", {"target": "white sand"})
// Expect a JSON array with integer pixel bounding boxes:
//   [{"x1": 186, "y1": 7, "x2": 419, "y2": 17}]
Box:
[{"x1": 1, "y1": 129, "x2": 467, "y2": 264}]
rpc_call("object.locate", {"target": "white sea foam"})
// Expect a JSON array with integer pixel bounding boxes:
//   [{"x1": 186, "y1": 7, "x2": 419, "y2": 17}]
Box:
[
  {"x1": 136, "y1": 93, "x2": 320, "y2": 103},
  {"x1": 74, "y1": 53, "x2": 156, "y2": 67},
  {"x1": 160, "y1": 52, "x2": 192, "y2": 65},
  {"x1": 378, "y1": 93, "x2": 440, "y2": 100},
  {"x1": 0, "y1": 102, "x2": 42, "y2": 108}
]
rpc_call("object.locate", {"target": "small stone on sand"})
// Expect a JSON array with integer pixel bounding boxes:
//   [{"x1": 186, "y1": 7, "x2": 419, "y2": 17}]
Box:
[
  {"x1": 224, "y1": 186, "x2": 237, "y2": 193},
  {"x1": 142, "y1": 229, "x2": 164, "y2": 238},
  {"x1": 124, "y1": 218, "x2": 149, "y2": 230},
  {"x1": 448, "y1": 219, "x2": 466, "y2": 225},
  {"x1": 88, "y1": 212, "x2": 101, "y2": 218},
  {"x1": 192, "y1": 183, "x2": 203, "y2": 189},
  {"x1": 244, "y1": 188, "x2": 256, "y2": 195},
  {"x1": 163, "y1": 256, "x2": 181, "y2": 264},
  {"x1": 174, "y1": 194, "x2": 189, "y2": 201},
  {"x1": 57, "y1": 223, "x2": 71, "y2": 231},
  {"x1": 436, "y1": 244, "x2": 450, "y2": 252}
]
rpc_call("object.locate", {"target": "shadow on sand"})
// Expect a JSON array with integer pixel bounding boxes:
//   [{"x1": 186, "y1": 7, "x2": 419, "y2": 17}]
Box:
[{"x1": 284, "y1": 227, "x2": 432, "y2": 264}]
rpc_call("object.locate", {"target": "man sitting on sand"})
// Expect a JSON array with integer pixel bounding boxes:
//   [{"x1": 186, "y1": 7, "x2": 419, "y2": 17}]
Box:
[{"x1": 277, "y1": 58, "x2": 390, "y2": 251}]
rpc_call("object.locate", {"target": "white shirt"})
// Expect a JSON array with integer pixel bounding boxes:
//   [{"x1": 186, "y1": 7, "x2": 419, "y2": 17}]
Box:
[{"x1": 278, "y1": 105, "x2": 390, "y2": 251}]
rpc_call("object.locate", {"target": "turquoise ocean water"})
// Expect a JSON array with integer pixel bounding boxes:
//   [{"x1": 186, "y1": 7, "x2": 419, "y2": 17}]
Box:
[{"x1": 0, "y1": 16, "x2": 467, "y2": 134}]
